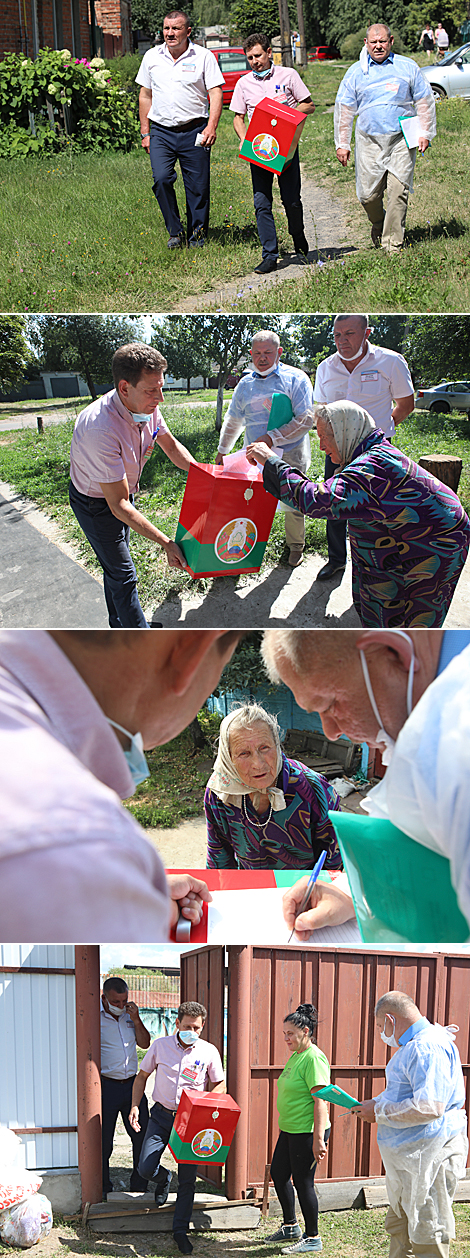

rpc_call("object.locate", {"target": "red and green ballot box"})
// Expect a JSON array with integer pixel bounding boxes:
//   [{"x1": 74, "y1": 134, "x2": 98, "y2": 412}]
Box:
[
  {"x1": 240, "y1": 97, "x2": 306, "y2": 173},
  {"x1": 169, "y1": 1089, "x2": 241, "y2": 1165},
  {"x1": 175, "y1": 451, "x2": 277, "y2": 578}
]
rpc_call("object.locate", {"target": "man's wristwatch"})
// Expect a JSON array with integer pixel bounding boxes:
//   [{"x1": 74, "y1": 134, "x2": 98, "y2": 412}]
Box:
[{"x1": 141, "y1": 131, "x2": 150, "y2": 138}]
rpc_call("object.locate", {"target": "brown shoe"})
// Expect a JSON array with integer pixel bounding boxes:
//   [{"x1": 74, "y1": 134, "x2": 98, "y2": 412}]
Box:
[{"x1": 288, "y1": 547, "x2": 304, "y2": 567}]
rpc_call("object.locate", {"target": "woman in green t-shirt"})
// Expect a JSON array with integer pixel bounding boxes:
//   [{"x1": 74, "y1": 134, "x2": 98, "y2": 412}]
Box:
[{"x1": 267, "y1": 1003, "x2": 331, "y2": 1254}]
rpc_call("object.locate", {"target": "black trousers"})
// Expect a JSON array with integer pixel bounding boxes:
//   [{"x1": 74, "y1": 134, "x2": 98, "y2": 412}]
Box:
[
  {"x1": 324, "y1": 454, "x2": 347, "y2": 566},
  {"x1": 101, "y1": 1074, "x2": 149, "y2": 1192},
  {"x1": 271, "y1": 1127, "x2": 330, "y2": 1238}
]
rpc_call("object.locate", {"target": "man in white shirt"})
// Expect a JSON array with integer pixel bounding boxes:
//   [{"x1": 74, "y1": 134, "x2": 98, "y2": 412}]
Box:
[
  {"x1": 69, "y1": 341, "x2": 195, "y2": 627},
  {"x1": 101, "y1": 977, "x2": 151, "y2": 1196},
  {"x1": 136, "y1": 10, "x2": 224, "y2": 248},
  {"x1": 0, "y1": 628, "x2": 239, "y2": 941},
  {"x1": 313, "y1": 313, "x2": 414, "y2": 579},
  {"x1": 130, "y1": 1001, "x2": 225, "y2": 1255}
]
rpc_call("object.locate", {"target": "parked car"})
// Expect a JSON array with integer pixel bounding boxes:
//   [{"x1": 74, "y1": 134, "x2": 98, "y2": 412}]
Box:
[
  {"x1": 421, "y1": 42, "x2": 470, "y2": 99},
  {"x1": 210, "y1": 47, "x2": 250, "y2": 105},
  {"x1": 415, "y1": 381, "x2": 470, "y2": 412},
  {"x1": 308, "y1": 45, "x2": 338, "y2": 60}
]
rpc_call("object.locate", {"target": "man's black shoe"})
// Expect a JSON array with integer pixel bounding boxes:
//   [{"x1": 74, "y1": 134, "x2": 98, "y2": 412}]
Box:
[
  {"x1": 154, "y1": 1168, "x2": 172, "y2": 1206},
  {"x1": 316, "y1": 560, "x2": 346, "y2": 581},
  {"x1": 167, "y1": 234, "x2": 185, "y2": 249},
  {"x1": 130, "y1": 1174, "x2": 148, "y2": 1192},
  {"x1": 174, "y1": 1232, "x2": 193, "y2": 1254},
  {"x1": 254, "y1": 258, "x2": 278, "y2": 274},
  {"x1": 293, "y1": 235, "x2": 309, "y2": 255}
]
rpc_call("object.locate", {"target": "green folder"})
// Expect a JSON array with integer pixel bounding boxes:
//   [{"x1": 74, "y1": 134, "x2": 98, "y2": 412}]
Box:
[
  {"x1": 328, "y1": 812, "x2": 469, "y2": 944},
  {"x1": 315, "y1": 1085, "x2": 359, "y2": 1110},
  {"x1": 267, "y1": 392, "x2": 294, "y2": 431}
]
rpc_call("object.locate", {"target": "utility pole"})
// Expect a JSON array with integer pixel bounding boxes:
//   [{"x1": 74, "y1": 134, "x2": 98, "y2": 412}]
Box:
[{"x1": 278, "y1": 0, "x2": 293, "y2": 66}]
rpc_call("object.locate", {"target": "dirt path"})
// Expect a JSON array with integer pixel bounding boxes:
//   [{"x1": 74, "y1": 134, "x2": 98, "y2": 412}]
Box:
[{"x1": 173, "y1": 169, "x2": 365, "y2": 312}]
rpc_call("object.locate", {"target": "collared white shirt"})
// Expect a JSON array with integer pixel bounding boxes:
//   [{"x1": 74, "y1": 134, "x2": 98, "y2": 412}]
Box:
[
  {"x1": 101, "y1": 1001, "x2": 139, "y2": 1078},
  {"x1": 314, "y1": 341, "x2": 413, "y2": 438},
  {"x1": 0, "y1": 631, "x2": 170, "y2": 942},
  {"x1": 70, "y1": 388, "x2": 169, "y2": 498},
  {"x1": 136, "y1": 41, "x2": 224, "y2": 128},
  {"x1": 140, "y1": 1032, "x2": 224, "y2": 1110}
]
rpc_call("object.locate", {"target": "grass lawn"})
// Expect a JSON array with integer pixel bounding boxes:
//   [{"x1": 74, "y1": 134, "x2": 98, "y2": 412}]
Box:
[
  {"x1": 2, "y1": 59, "x2": 470, "y2": 312},
  {"x1": 124, "y1": 709, "x2": 220, "y2": 829},
  {"x1": 2, "y1": 1203, "x2": 470, "y2": 1258},
  {"x1": 0, "y1": 402, "x2": 469, "y2": 618}
]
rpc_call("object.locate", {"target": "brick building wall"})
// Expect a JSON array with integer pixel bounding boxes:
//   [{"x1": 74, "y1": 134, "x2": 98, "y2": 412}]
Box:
[
  {"x1": 0, "y1": 0, "x2": 92, "y2": 59},
  {"x1": 93, "y1": 0, "x2": 132, "y2": 54}
]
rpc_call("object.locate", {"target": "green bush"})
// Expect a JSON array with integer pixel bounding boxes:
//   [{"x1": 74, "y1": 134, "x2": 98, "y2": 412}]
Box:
[
  {"x1": 0, "y1": 47, "x2": 140, "y2": 156},
  {"x1": 340, "y1": 28, "x2": 404, "y2": 59},
  {"x1": 103, "y1": 51, "x2": 144, "y2": 97}
]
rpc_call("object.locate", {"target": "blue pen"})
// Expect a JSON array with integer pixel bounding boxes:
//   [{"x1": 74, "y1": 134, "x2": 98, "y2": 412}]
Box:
[{"x1": 287, "y1": 849, "x2": 328, "y2": 942}]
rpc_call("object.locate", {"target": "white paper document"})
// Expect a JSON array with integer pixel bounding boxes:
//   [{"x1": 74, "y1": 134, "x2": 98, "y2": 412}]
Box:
[
  {"x1": 207, "y1": 887, "x2": 362, "y2": 946},
  {"x1": 399, "y1": 114, "x2": 421, "y2": 149}
]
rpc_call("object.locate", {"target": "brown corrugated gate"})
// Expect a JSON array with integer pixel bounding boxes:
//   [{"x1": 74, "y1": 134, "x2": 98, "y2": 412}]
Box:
[{"x1": 181, "y1": 945, "x2": 470, "y2": 1198}]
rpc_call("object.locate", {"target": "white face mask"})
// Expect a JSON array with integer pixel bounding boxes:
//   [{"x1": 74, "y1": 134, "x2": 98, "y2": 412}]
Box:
[
  {"x1": 106, "y1": 1001, "x2": 125, "y2": 1016},
  {"x1": 380, "y1": 1014, "x2": 399, "y2": 1047},
  {"x1": 107, "y1": 718, "x2": 150, "y2": 787},
  {"x1": 179, "y1": 1029, "x2": 200, "y2": 1046},
  {"x1": 252, "y1": 352, "x2": 280, "y2": 377},
  {"x1": 360, "y1": 631, "x2": 415, "y2": 766},
  {"x1": 337, "y1": 333, "x2": 368, "y2": 362}
]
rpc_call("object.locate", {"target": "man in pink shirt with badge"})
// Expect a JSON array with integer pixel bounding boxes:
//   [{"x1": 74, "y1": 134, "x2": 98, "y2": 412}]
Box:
[
  {"x1": 130, "y1": 1001, "x2": 225, "y2": 1255},
  {"x1": 231, "y1": 33, "x2": 315, "y2": 273},
  {"x1": 69, "y1": 342, "x2": 195, "y2": 627}
]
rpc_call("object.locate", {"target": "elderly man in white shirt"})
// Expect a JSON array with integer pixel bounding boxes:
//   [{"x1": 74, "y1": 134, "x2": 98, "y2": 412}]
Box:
[
  {"x1": 69, "y1": 341, "x2": 195, "y2": 627},
  {"x1": 136, "y1": 9, "x2": 224, "y2": 248},
  {"x1": 101, "y1": 976, "x2": 151, "y2": 1197},
  {"x1": 0, "y1": 628, "x2": 239, "y2": 942},
  {"x1": 313, "y1": 313, "x2": 414, "y2": 579}
]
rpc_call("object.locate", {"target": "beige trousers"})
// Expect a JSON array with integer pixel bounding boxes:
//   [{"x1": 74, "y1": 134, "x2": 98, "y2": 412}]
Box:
[
  {"x1": 281, "y1": 439, "x2": 308, "y2": 550},
  {"x1": 385, "y1": 1204, "x2": 450, "y2": 1258},
  {"x1": 360, "y1": 171, "x2": 409, "y2": 252}
]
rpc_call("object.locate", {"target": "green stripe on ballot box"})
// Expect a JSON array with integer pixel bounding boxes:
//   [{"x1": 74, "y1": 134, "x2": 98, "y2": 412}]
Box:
[
  {"x1": 315, "y1": 1085, "x2": 359, "y2": 1110},
  {"x1": 327, "y1": 812, "x2": 469, "y2": 944},
  {"x1": 240, "y1": 137, "x2": 285, "y2": 173},
  {"x1": 169, "y1": 1127, "x2": 231, "y2": 1165}
]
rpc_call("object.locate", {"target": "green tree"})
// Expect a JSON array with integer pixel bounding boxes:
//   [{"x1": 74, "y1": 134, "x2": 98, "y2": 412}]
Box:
[
  {"x1": 155, "y1": 317, "x2": 212, "y2": 393},
  {"x1": 213, "y1": 632, "x2": 265, "y2": 694},
  {"x1": 401, "y1": 315, "x2": 470, "y2": 384},
  {"x1": 131, "y1": 0, "x2": 196, "y2": 37},
  {"x1": 229, "y1": 0, "x2": 296, "y2": 41},
  {"x1": 29, "y1": 315, "x2": 146, "y2": 399},
  {"x1": 0, "y1": 316, "x2": 32, "y2": 392}
]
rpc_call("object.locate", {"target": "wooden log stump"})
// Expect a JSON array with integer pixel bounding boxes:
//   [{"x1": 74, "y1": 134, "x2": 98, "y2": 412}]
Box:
[{"x1": 418, "y1": 455, "x2": 462, "y2": 493}]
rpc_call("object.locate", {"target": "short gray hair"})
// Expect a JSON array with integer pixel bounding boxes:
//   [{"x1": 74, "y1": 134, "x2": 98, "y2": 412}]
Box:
[
  {"x1": 366, "y1": 22, "x2": 392, "y2": 38},
  {"x1": 226, "y1": 703, "x2": 281, "y2": 751},
  {"x1": 375, "y1": 991, "x2": 421, "y2": 1021},
  {"x1": 252, "y1": 329, "x2": 280, "y2": 349},
  {"x1": 334, "y1": 314, "x2": 369, "y2": 334}
]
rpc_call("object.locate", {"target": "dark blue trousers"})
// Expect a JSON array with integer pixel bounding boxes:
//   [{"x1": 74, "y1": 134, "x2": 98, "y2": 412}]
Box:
[
  {"x1": 250, "y1": 149, "x2": 305, "y2": 260},
  {"x1": 101, "y1": 1075, "x2": 149, "y2": 1193},
  {"x1": 69, "y1": 480, "x2": 148, "y2": 628},
  {"x1": 324, "y1": 454, "x2": 347, "y2": 566},
  {"x1": 149, "y1": 120, "x2": 211, "y2": 239},
  {"x1": 138, "y1": 1102, "x2": 197, "y2": 1232}
]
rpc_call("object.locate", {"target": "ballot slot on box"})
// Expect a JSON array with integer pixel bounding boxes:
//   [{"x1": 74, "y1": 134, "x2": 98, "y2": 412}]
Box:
[
  {"x1": 240, "y1": 96, "x2": 306, "y2": 173},
  {"x1": 169, "y1": 1089, "x2": 241, "y2": 1165},
  {"x1": 175, "y1": 451, "x2": 277, "y2": 578}
]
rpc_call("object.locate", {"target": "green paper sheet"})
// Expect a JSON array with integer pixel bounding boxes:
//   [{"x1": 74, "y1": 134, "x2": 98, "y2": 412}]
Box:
[
  {"x1": 315, "y1": 1085, "x2": 359, "y2": 1110},
  {"x1": 328, "y1": 812, "x2": 469, "y2": 944},
  {"x1": 267, "y1": 392, "x2": 294, "y2": 431}
]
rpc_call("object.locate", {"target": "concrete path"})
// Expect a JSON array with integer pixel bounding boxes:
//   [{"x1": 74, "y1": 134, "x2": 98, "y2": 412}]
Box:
[
  {"x1": 173, "y1": 168, "x2": 362, "y2": 312},
  {"x1": 0, "y1": 480, "x2": 108, "y2": 628}
]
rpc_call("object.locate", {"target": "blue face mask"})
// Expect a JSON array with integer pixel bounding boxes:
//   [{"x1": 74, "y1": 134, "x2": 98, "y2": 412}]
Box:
[
  {"x1": 107, "y1": 718, "x2": 150, "y2": 788},
  {"x1": 253, "y1": 63, "x2": 273, "y2": 79},
  {"x1": 130, "y1": 411, "x2": 153, "y2": 424},
  {"x1": 179, "y1": 1029, "x2": 200, "y2": 1046}
]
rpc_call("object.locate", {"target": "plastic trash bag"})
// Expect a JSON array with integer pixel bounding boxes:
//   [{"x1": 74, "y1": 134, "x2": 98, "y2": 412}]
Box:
[{"x1": 0, "y1": 1193, "x2": 53, "y2": 1247}]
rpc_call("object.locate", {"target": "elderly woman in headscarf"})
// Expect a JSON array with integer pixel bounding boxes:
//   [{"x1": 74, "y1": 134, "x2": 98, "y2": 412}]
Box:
[
  {"x1": 246, "y1": 400, "x2": 470, "y2": 628},
  {"x1": 204, "y1": 703, "x2": 342, "y2": 870}
]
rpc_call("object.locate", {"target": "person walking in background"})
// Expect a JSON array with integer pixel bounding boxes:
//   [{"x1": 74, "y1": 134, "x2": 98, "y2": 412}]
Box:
[
  {"x1": 231, "y1": 32, "x2": 315, "y2": 273},
  {"x1": 136, "y1": 10, "x2": 224, "y2": 249},
  {"x1": 101, "y1": 976, "x2": 151, "y2": 1197},
  {"x1": 435, "y1": 22, "x2": 450, "y2": 57},
  {"x1": 418, "y1": 23, "x2": 435, "y2": 57},
  {"x1": 335, "y1": 24, "x2": 436, "y2": 253}
]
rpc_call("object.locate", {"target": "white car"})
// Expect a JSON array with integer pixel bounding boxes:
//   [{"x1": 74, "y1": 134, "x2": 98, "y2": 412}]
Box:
[
  {"x1": 415, "y1": 381, "x2": 470, "y2": 412},
  {"x1": 421, "y1": 42, "x2": 470, "y2": 99}
]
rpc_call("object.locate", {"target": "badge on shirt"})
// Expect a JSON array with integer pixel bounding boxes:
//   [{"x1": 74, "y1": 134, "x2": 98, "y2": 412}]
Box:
[
  {"x1": 361, "y1": 371, "x2": 379, "y2": 381},
  {"x1": 182, "y1": 63, "x2": 197, "y2": 71},
  {"x1": 181, "y1": 1064, "x2": 201, "y2": 1084}
]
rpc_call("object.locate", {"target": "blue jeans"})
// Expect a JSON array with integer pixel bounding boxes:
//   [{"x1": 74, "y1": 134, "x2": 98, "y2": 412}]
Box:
[
  {"x1": 138, "y1": 1103, "x2": 197, "y2": 1232},
  {"x1": 250, "y1": 149, "x2": 305, "y2": 260},
  {"x1": 149, "y1": 120, "x2": 211, "y2": 239},
  {"x1": 324, "y1": 454, "x2": 347, "y2": 566},
  {"x1": 69, "y1": 480, "x2": 148, "y2": 627}
]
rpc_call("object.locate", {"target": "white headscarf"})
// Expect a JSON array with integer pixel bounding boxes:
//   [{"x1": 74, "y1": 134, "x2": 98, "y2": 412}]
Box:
[
  {"x1": 207, "y1": 708, "x2": 286, "y2": 811},
  {"x1": 317, "y1": 400, "x2": 377, "y2": 468}
]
